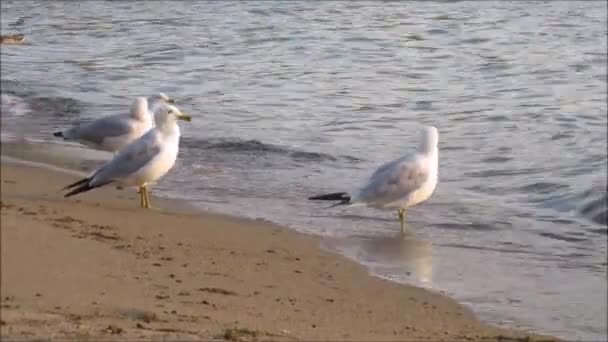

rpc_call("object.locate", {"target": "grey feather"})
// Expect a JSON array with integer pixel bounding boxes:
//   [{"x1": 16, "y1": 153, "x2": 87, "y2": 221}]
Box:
[
  {"x1": 89, "y1": 130, "x2": 161, "y2": 187},
  {"x1": 354, "y1": 155, "x2": 429, "y2": 206},
  {"x1": 63, "y1": 114, "x2": 134, "y2": 144}
]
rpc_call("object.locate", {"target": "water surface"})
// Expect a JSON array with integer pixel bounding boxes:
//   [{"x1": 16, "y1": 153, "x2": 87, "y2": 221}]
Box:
[{"x1": 1, "y1": 1, "x2": 606, "y2": 340}]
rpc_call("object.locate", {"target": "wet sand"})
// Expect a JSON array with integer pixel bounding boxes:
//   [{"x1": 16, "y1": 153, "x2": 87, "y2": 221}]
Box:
[{"x1": 0, "y1": 144, "x2": 559, "y2": 341}]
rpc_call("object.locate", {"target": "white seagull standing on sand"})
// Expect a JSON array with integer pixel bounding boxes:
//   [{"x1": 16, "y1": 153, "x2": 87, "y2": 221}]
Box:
[
  {"x1": 309, "y1": 126, "x2": 439, "y2": 233},
  {"x1": 53, "y1": 93, "x2": 174, "y2": 153},
  {"x1": 61, "y1": 103, "x2": 191, "y2": 209}
]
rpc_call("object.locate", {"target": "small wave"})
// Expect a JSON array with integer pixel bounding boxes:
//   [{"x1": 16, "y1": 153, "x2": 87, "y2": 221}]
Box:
[
  {"x1": 539, "y1": 186, "x2": 607, "y2": 227},
  {"x1": 1, "y1": 94, "x2": 31, "y2": 116},
  {"x1": 482, "y1": 156, "x2": 512, "y2": 163},
  {"x1": 579, "y1": 192, "x2": 607, "y2": 226},
  {"x1": 538, "y1": 232, "x2": 589, "y2": 243},
  {"x1": 181, "y1": 137, "x2": 360, "y2": 163},
  {"x1": 431, "y1": 14, "x2": 453, "y2": 21},
  {"x1": 435, "y1": 221, "x2": 507, "y2": 231},
  {"x1": 27, "y1": 96, "x2": 83, "y2": 117},
  {"x1": 1, "y1": 80, "x2": 84, "y2": 118},
  {"x1": 440, "y1": 243, "x2": 546, "y2": 257},
  {"x1": 465, "y1": 167, "x2": 547, "y2": 178},
  {"x1": 587, "y1": 227, "x2": 607, "y2": 236},
  {"x1": 518, "y1": 182, "x2": 569, "y2": 195},
  {"x1": 462, "y1": 37, "x2": 491, "y2": 45}
]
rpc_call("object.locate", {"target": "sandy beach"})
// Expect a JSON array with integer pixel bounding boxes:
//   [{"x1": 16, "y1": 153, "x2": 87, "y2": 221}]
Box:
[{"x1": 0, "y1": 147, "x2": 558, "y2": 341}]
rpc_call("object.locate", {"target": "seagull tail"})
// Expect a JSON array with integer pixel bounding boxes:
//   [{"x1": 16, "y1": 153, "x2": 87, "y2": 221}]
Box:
[
  {"x1": 308, "y1": 192, "x2": 351, "y2": 206},
  {"x1": 62, "y1": 177, "x2": 90, "y2": 191},
  {"x1": 53, "y1": 131, "x2": 64, "y2": 138},
  {"x1": 62, "y1": 178, "x2": 110, "y2": 198},
  {"x1": 64, "y1": 182, "x2": 95, "y2": 198}
]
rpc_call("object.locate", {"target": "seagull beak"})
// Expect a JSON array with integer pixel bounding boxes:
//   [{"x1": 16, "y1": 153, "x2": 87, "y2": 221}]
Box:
[{"x1": 176, "y1": 112, "x2": 191, "y2": 122}]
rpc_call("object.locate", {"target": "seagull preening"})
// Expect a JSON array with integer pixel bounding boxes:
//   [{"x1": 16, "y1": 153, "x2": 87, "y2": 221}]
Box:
[
  {"x1": 53, "y1": 93, "x2": 174, "y2": 153},
  {"x1": 61, "y1": 103, "x2": 191, "y2": 209},
  {"x1": 309, "y1": 126, "x2": 439, "y2": 233}
]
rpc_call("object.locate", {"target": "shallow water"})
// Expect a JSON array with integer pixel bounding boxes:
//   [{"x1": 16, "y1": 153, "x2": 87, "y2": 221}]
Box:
[{"x1": 1, "y1": 1, "x2": 607, "y2": 340}]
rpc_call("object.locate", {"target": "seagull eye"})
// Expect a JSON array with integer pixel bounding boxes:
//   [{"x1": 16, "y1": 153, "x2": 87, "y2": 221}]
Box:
[{"x1": 168, "y1": 109, "x2": 173, "y2": 114}]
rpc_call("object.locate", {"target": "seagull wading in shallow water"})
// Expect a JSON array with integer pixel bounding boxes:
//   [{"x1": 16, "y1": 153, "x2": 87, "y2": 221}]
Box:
[
  {"x1": 309, "y1": 126, "x2": 439, "y2": 233},
  {"x1": 53, "y1": 93, "x2": 174, "y2": 154},
  {"x1": 61, "y1": 103, "x2": 191, "y2": 209}
]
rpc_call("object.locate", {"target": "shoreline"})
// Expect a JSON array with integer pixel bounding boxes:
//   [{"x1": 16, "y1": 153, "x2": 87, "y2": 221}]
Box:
[{"x1": 0, "y1": 141, "x2": 559, "y2": 341}]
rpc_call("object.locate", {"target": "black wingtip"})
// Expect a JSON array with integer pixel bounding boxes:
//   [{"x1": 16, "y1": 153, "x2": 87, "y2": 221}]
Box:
[
  {"x1": 308, "y1": 192, "x2": 350, "y2": 202},
  {"x1": 53, "y1": 131, "x2": 64, "y2": 138},
  {"x1": 64, "y1": 183, "x2": 93, "y2": 198},
  {"x1": 63, "y1": 178, "x2": 112, "y2": 198},
  {"x1": 62, "y1": 177, "x2": 89, "y2": 191}
]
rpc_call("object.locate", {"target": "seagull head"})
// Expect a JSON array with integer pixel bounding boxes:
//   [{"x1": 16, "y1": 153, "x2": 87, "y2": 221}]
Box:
[
  {"x1": 148, "y1": 92, "x2": 175, "y2": 104},
  {"x1": 154, "y1": 103, "x2": 191, "y2": 130},
  {"x1": 130, "y1": 97, "x2": 150, "y2": 121}
]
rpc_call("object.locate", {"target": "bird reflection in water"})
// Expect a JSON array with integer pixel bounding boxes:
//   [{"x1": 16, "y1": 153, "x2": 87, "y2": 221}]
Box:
[{"x1": 322, "y1": 233, "x2": 434, "y2": 284}]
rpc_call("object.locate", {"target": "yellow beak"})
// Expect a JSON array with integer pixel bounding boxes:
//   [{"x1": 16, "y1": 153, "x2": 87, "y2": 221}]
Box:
[{"x1": 177, "y1": 112, "x2": 191, "y2": 122}]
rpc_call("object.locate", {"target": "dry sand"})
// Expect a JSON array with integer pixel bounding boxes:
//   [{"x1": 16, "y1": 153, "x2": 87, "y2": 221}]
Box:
[{"x1": 0, "y1": 156, "x2": 559, "y2": 341}]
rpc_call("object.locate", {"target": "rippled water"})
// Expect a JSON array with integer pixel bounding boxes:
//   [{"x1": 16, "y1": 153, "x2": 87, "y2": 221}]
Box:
[{"x1": 2, "y1": 1, "x2": 606, "y2": 340}]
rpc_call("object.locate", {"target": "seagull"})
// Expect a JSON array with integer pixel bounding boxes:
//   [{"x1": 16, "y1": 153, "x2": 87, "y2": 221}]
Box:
[
  {"x1": 309, "y1": 126, "x2": 439, "y2": 233},
  {"x1": 53, "y1": 93, "x2": 175, "y2": 154},
  {"x1": 147, "y1": 93, "x2": 174, "y2": 119},
  {"x1": 61, "y1": 103, "x2": 191, "y2": 209}
]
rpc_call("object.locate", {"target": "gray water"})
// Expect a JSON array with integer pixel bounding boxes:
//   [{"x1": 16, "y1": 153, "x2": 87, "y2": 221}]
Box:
[{"x1": 1, "y1": 1, "x2": 606, "y2": 340}]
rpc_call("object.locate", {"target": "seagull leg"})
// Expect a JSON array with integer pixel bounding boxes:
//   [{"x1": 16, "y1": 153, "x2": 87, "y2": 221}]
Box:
[
  {"x1": 398, "y1": 208, "x2": 406, "y2": 234},
  {"x1": 142, "y1": 186, "x2": 148, "y2": 209},
  {"x1": 143, "y1": 186, "x2": 151, "y2": 209},
  {"x1": 113, "y1": 153, "x2": 122, "y2": 190},
  {"x1": 138, "y1": 186, "x2": 146, "y2": 208}
]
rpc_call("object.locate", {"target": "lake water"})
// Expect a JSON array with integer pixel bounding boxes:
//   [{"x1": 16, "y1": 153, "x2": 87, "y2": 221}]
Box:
[{"x1": 1, "y1": 1, "x2": 606, "y2": 340}]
